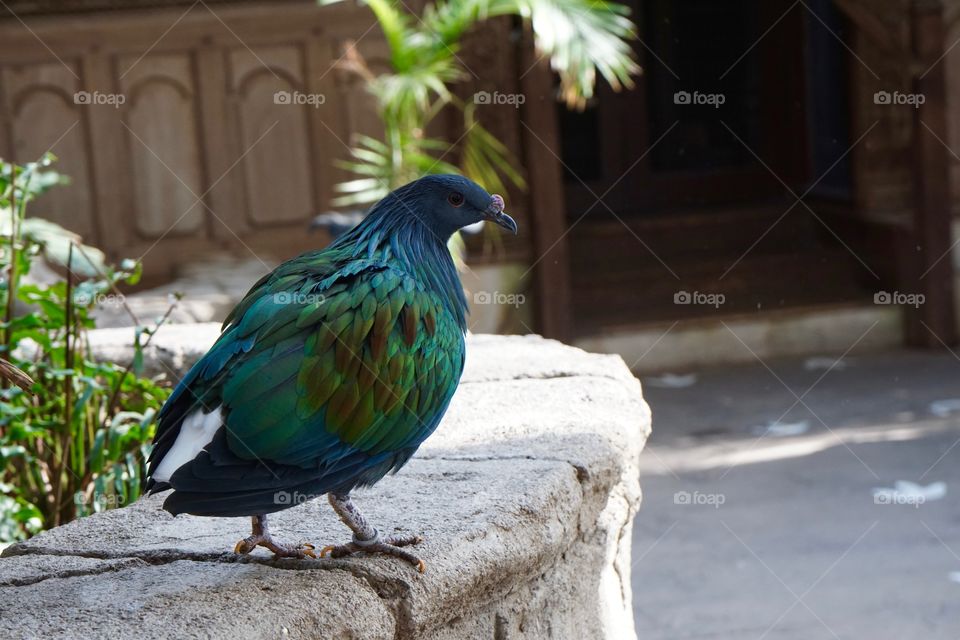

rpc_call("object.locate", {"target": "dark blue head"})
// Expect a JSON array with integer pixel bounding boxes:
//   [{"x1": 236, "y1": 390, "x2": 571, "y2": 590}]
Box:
[
  {"x1": 382, "y1": 174, "x2": 517, "y2": 240},
  {"x1": 334, "y1": 174, "x2": 515, "y2": 330}
]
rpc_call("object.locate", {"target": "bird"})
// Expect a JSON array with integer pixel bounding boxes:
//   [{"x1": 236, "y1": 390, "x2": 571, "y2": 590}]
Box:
[{"x1": 145, "y1": 174, "x2": 517, "y2": 571}]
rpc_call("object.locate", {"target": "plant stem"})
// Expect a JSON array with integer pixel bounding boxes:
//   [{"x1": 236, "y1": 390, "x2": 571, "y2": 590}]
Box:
[
  {"x1": 4, "y1": 161, "x2": 17, "y2": 357},
  {"x1": 101, "y1": 296, "x2": 179, "y2": 427},
  {"x1": 54, "y1": 242, "x2": 76, "y2": 526}
]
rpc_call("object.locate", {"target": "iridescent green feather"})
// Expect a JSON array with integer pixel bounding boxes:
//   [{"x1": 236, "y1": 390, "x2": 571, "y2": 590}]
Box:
[{"x1": 216, "y1": 260, "x2": 463, "y2": 467}]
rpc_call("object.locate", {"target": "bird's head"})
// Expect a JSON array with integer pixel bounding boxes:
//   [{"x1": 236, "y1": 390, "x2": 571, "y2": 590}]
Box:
[{"x1": 389, "y1": 174, "x2": 517, "y2": 239}]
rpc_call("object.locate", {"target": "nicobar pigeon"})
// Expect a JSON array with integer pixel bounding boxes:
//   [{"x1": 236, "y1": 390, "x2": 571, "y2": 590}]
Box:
[{"x1": 146, "y1": 175, "x2": 517, "y2": 571}]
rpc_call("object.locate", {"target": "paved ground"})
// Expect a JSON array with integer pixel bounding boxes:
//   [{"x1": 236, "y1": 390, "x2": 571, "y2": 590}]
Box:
[{"x1": 632, "y1": 349, "x2": 960, "y2": 639}]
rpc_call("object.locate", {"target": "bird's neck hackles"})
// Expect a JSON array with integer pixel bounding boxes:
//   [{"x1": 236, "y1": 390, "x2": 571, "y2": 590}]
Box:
[{"x1": 332, "y1": 199, "x2": 468, "y2": 332}]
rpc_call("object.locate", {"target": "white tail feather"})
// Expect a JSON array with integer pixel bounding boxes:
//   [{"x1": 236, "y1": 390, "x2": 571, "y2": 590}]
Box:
[{"x1": 152, "y1": 407, "x2": 223, "y2": 483}]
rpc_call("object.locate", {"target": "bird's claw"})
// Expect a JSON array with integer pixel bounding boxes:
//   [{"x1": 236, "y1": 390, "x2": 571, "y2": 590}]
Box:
[
  {"x1": 233, "y1": 535, "x2": 316, "y2": 559},
  {"x1": 319, "y1": 535, "x2": 425, "y2": 572}
]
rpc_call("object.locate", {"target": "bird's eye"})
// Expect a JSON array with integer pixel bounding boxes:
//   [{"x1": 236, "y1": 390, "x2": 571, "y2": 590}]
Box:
[{"x1": 448, "y1": 192, "x2": 464, "y2": 207}]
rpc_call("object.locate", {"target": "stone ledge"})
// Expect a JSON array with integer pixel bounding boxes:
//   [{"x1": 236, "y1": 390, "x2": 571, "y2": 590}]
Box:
[
  {"x1": 85, "y1": 323, "x2": 637, "y2": 385},
  {"x1": 0, "y1": 333, "x2": 651, "y2": 640}
]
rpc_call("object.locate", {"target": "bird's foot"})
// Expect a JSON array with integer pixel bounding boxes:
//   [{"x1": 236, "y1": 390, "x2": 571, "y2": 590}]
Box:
[
  {"x1": 234, "y1": 534, "x2": 317, "y2": 559},
  {"x1": 320, "y1": 532, "x2": 425, "y2": 573}
]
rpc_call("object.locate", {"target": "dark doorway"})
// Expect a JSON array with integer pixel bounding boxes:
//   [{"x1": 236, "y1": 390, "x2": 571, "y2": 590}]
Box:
[{"x1": 560, "y1": 0, "x2": 873, "y2": 335}]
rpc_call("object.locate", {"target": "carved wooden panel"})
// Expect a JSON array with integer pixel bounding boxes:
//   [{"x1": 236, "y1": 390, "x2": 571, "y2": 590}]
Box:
[
  {"x1": 119, "y1": 53, "x2": 205, "y2": 238},
  {"x1": 1, "y1": 61, "x2": 96, "y2": 240},
  {"x1": 231, "y1": 45, "x2": 315, "y2": 226},
  {"x1": 0, "y1": 3, "x2": 400, "y2": 280}
]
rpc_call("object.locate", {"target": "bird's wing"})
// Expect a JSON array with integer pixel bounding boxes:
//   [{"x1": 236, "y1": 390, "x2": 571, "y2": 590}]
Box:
[
  {"x1": 148, "y1": 257, "x2": 465, "y2": 507},
  {"x1": 221, "y1": 262, "x2": 464, "y2": 464}
]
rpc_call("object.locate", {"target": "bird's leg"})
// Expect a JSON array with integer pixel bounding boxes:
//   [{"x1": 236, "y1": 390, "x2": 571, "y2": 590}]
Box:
[
  {"x1": 233, "y1": 514, "x2": 316, "y2": 559},
  {"x1": 319, "y1": 492, "x2": 425, "y2": 572}
]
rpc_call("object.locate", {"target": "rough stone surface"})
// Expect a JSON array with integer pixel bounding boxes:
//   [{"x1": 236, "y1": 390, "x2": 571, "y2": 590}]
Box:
[
  {"x1": 1, "y1": 333, "x2": 651, "y2": 639},
  {"x1": 91, "y1": 256, "x2": 273, "y2": 329},
  {"x1": 85, "y1": 322, "x2": 223, "y2": 379},
  {"x1": 86, "y1": 326, "x2": 634, "y2": 383}
]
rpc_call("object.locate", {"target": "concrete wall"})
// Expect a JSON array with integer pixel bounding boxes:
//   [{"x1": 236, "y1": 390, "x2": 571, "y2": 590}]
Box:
[{"x1": 0, "y1": 332, "x2": 651, "y2": 640}]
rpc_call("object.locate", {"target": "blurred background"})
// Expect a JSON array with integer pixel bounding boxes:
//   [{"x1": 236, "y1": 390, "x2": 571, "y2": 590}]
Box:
[{"x1": 2, "y1": 0, "x2": 960, "y2": 637}]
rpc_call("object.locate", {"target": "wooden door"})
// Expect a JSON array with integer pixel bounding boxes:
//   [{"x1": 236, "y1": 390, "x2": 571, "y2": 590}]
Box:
[
  {"x1": 559, "y1": 0, "x2": 890, "y2": 334},
  {"x1": 561, "y1": 0, "x2": 809, "y2": 217}
]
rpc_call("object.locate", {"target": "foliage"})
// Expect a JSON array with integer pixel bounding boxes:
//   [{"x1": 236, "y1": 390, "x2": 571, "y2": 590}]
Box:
[
  {"x1": 0, "y1": 155, "x2": 171, "y2": 543},
  {"x1": 323, "y1": 0, "x2": 639, "y2": 206}
]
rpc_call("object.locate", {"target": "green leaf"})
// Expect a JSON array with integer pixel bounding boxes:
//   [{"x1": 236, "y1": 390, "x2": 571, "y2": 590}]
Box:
[
  {"x1": 89, "y1": 430, "x2": 106, "y2": 474},
  {"x1": 326, "y1": 0, "x2": 638, "y2": 221},
  {"x1": 0, "y1": 160, "x2": 170, "y2": 542}
]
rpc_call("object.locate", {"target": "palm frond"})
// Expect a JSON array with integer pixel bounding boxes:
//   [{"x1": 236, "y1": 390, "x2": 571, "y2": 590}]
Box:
[
  {"x1": 427, "y1": 0, "x2": 639, "y2": 107},
  {"x1": 369, "y1": 57, "x2": 462, "y2": 123},
  {"x1": 321, "y1": 0, "x2": 640, "y2": 241},
  {"x1": 511, "y1": 0, "x2": 639, "y2": 106}
]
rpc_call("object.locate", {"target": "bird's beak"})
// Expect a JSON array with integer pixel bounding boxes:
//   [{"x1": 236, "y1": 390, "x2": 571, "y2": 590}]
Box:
[{"x1": 483, "y1": 194, "x2": 518, "y2": 235}]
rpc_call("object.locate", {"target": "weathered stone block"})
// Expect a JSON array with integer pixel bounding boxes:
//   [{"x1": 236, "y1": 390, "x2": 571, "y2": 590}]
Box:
[{"x1": 1, "y1": 333, "x2": 651, "y2": 639}]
